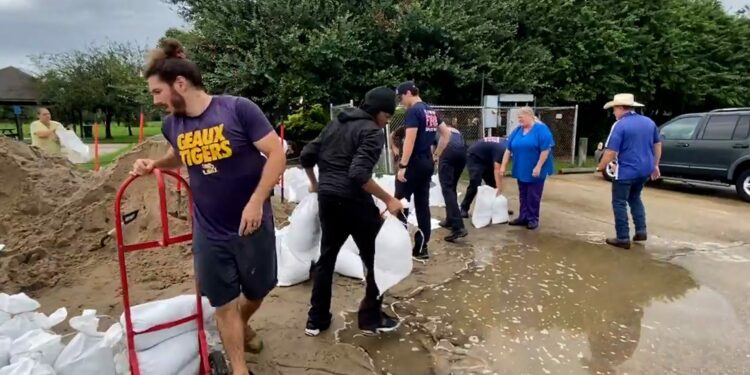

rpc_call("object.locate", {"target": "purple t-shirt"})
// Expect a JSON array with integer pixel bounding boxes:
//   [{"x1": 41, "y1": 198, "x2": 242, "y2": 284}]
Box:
[{"x1": 162, "y1": 95, "x2": 274, "y2": 241}]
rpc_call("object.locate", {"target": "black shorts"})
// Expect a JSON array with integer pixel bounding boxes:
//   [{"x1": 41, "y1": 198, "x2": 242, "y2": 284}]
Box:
[{"x1": 192, "y1": 219, "x2": 278, "y2": 307}]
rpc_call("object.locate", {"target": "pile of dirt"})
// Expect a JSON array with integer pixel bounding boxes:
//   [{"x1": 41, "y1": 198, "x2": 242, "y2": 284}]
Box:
[{"x1": 0, "y1": 136, "x2": 294, "y2": 298}]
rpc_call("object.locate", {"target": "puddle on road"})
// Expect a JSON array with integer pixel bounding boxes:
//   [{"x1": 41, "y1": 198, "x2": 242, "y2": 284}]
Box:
[{"x1": 337, "y1": 235, "x2": 749, "y2": 375}]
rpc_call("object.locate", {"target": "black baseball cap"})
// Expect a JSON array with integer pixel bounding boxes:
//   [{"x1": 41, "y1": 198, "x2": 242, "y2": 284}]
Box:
[{"x1": 396, "y1": 81, "x2": 418, "y2": 96}]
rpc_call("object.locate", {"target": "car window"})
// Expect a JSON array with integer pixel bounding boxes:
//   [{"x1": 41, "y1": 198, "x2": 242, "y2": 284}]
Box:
[
  {"x1": 660, "y1": 117, "x2": 701, "y2": 140},
  {"x1": 702, "y1": 115, "x2": 739, "y2": 140},
  {"x1": 733, "y1": 116, "x2": 750, "y2": 140}
]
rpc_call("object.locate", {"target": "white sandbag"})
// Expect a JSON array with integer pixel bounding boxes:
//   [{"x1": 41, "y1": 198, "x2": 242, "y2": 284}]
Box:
[
  {"x1": 0, "y1": 311, "x2": 10, "y2": 326},
  {"x1": 0, "y1": 294, "x2": 40, "y2": 315},
  {"x1": 0, "y1": 308, "x2": 67, "y2": 340},
  {"x1": 285, "y1": 193, "x2": 321, "y2": 262},
  {"x1": 374, "y1": 215, "x2": 413, "y2": 296},
  {"x1": 471, "y1": 186, "x2": 495, "y2": 229},
  {"x1": 491, "y1": 194, "x2": 509, "y2": 224},
  {"x1": 10, "y1": 329, "x2": 64, "y2": 365},
  {"x1": 120, "y1": 295, "x2": 214, "y2": 351},
  {"x1": 135, "y1": 329, "x2": 198, "y2": 375},
  {"x1": 276, "y1": 228, "x2": 311, "y2": 287},
  {"x1": 0, "y1": 357, "x2": 55, "y2": 375},
  {"x1": 53, "y1": 310, "x2": 122, "y2": 375},
  {"x1": 335, "y1": 247, "x2": 365, "y2": 280},
  {"x1": 429, "y1": 175, "x2": 445, "y2": 207},
  {"x1": 56, "y1": 127, "x2": 91, "y2": 163},
  {"x1": 0, "y1": 336, "x2": 11, "y2": 367}
]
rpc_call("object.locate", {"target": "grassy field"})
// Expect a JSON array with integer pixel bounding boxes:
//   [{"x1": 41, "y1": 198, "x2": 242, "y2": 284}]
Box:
[
  {"x1": 79, "y1": 144, "x2": 135, "y2": 170},
  {"x1": 0, "y1": 121, "x2": 162, "y2": 144}
]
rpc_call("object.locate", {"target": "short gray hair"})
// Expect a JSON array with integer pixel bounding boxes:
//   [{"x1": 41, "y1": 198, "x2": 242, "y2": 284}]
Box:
[{"x1": 518, "y1": 106, "x2": 539, "y2": 121}]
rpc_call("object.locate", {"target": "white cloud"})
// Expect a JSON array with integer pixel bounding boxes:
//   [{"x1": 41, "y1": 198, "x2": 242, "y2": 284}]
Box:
[{"x1": 0, "y1": 0, "x2": 187, "y2": 71}]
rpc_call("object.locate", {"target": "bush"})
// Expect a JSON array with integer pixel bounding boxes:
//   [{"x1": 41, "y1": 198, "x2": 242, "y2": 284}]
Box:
[{"x1": 283, "y1": 104, "x2": 329, "y2": 143}]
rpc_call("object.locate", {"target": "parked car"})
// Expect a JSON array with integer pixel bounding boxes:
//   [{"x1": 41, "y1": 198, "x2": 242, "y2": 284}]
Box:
[{"x1": 595, "y1": 108, "x2": 750, "y2": 202}]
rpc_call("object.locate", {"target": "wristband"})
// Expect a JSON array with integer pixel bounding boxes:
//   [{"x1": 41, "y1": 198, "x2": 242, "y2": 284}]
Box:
[{"x1": 399, "y1": 163, "x2": 408, "y2": 169}]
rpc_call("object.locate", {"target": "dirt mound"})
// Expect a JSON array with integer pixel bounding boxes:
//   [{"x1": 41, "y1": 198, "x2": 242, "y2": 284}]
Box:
[{"x1": 0, "y1": 136, "x2": 293, "y2": 299}]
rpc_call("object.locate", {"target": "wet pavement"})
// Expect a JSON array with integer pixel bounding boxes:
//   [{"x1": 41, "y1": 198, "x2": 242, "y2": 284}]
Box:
[{"x1": 333, "y1": 176, "x2": 750, "y2": 375}]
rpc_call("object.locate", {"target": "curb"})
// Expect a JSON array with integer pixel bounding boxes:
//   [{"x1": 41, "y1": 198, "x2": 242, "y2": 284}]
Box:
[{"x1": 558, "y1": 167, "x2": 596, "y2": 175}]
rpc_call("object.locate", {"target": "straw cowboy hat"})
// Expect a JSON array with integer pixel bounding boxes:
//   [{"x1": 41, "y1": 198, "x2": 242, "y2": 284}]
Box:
[{"x1": 603, "y1": 93, "x2": 644, "y2": 109}]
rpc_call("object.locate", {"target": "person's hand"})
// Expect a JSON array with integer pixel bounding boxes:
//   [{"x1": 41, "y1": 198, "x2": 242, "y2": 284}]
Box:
[
  {"x1": 239, "y1": 197, "x2": 264, "y2": 236},
  {"x1": 391, "y1": 147, "x2": 400, "y2": 158},
  {"x1": 397, "y1": 168, "x2": 407, "y2": 183},
  {"x1": 433, "y1": 153, "x2": 439, "y2": 163},
  {"x1": 651, "y1": 166, "x2": 661, "y2": 181},
  {"x1": 309, "y1": 182, "x2": 318, "y2": 193},
  {"x1": 130, "y1": 159, "x2": 156, "y2": 176},
  {"x1": 385, "y1": 197, "x2": 403, "y2": 216},
  {"x1": 532, "y1": 166, "x2": 541, "y2": 178}
]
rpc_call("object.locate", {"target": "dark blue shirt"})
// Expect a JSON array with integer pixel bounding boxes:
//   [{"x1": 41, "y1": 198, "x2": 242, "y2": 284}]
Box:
[
  {"x1": 605, "y1": 112, "x2": 660, "y2": 180},
  {"x1": 507, "y1": 123, "x2": 555, "y2": 183},
  {"x1": 468, "y1": 137, "x2": 507, "y2": 165},
  {"x1": 404, "y1": 102, "x2": 439, "y2": 156}
]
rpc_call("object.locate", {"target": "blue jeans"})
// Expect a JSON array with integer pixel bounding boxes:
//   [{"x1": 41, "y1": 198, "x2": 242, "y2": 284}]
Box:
[{"x1": 612, "y1": 177, "x2": 649, "y2": 241}]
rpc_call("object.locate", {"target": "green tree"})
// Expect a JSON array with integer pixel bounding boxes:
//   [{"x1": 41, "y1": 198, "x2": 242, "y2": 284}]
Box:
[
  {"x1": 33, "y1": 43, "x2": 148, "y2": 139},
  {"x1": 165, "y1": 0, "x2": 750, "y2": 142}
]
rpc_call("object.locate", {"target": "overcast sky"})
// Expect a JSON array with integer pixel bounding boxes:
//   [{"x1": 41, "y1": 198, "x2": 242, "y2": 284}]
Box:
[{"x1": 0, "y1": 0, "x2": 748, "y2": 73}]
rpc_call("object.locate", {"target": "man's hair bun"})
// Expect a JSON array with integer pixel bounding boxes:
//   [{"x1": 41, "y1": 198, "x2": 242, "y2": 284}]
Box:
[{"x1": 160, "y1": 38, "x2": 184, "y2": 59}]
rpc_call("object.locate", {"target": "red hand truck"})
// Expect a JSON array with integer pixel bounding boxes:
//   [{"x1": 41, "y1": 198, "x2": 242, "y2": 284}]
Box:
[{"x1": 114, "y1": 168, "x2": 229, "y2": 375}]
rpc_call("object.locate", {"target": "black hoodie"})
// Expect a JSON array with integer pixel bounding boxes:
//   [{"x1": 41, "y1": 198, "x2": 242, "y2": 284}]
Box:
[{"x1": 300, "y1": 108, "x2": 384, "y2": 202}]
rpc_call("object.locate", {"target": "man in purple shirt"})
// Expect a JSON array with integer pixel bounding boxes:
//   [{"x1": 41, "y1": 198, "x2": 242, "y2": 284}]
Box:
[{"x1": 131, "y1": 39, "x2": 285, "y2": 375}]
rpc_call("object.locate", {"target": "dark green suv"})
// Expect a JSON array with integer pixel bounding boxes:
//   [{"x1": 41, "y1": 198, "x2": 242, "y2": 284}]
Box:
[{"x1": 597, "y1": 108, "x2": 750, "y2": 202}]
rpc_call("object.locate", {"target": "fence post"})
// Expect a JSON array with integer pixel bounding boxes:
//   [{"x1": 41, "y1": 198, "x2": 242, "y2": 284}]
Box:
[
  {"x1": 385, "y1": 123, "x2": 393, "y2": 174},
  {"x1": 578, "y1": 138, "x2": 588, "y2": 167},
  {"x1": 571, "y1": 104, "x2": 579, "y2": 165}
]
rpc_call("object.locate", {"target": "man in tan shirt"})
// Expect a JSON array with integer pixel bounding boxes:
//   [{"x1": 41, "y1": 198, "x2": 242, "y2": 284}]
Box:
[{"x1": 30, "y1": 107, "x2": 62, "y2": 155}]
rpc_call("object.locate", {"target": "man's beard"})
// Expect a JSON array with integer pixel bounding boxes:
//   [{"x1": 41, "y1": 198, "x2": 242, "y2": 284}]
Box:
[{"x1": 169, "y1": 89, "x2": 187, "y2": 116}]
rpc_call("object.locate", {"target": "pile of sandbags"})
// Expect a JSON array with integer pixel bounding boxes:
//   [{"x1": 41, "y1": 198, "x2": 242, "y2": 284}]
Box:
[
  {"x1": 274, "y1": 167, "x2": 318, "y2": 203},
  {"x1": 0, "y1": 292, "x2": 218, "y2": 375},
  {"x1": 116, "y1": 295, "x2": 215, "y2": 375},
  {"x1": 0, "y1": 293, "x2": 67, "y2": 374},
  {"x1": 471, "y1": 186, "x2": 509, "y2": 228}
]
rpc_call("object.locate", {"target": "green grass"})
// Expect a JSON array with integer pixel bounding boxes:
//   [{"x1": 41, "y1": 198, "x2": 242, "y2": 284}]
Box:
[
  {"x1": 79, "y1": 144, "x2": 135, "y2": 170},
  {"x1": 0, "y1": 121, "x2": 162, "y2": 144}
]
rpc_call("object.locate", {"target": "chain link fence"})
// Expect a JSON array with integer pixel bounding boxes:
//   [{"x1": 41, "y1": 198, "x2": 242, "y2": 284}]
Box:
[
  {"x1": 329, "y1": 100, "x2": 355, "y2": 120},
  {"x1": 375, "y1": 104, "x2": 578, "y2": 174}
]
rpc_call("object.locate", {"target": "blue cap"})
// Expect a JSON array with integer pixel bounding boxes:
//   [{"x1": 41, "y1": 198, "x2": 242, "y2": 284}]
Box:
[{"x1": 396, "y1": 81, "x2": 418, "y2": 96}]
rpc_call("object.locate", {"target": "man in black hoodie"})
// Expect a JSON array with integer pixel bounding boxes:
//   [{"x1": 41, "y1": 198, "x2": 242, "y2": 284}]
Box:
[{"x1": 300, "y1": 87, "x2": 404, "y2": 337}]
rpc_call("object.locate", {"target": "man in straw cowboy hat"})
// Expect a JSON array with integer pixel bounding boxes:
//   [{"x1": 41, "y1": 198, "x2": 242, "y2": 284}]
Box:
[{"x1": 596, "y1": 94, "x2": 662, "y2": 250}]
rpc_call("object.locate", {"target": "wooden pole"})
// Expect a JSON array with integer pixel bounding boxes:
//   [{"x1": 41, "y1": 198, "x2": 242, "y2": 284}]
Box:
[
  {"x1": 280, "y1": 124, "x2": 285, "y2": 203},
  {"x1": 93, "y1": 122, "x2": 100, "y2": 171}
]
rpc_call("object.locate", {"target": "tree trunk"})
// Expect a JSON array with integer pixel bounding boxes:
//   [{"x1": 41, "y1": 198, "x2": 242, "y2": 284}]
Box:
[
  {"x1": 78, "y1": 110, "x2": 85, "y2": 139},
  {"x1": 127, "y1": 117, "x2": 133, "y2": 136},
  {"x1": 105, "y1": 113, "x2": 113, "y2": 139}
]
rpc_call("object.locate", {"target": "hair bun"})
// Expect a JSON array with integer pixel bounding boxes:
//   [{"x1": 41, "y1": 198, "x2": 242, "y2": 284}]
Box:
[{"x1": 160, "y1": 38, "x2": 184, "y2": 59}]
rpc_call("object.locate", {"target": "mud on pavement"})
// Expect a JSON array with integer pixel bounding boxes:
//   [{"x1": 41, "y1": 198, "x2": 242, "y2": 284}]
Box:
[{"x1": 3, "y1": 135, "x2": 750, "y2": 374}]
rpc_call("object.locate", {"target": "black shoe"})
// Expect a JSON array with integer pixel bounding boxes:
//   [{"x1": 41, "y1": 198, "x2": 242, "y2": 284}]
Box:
[
  {"x1": 633, "y1": 233, "x2": 648, "y2": 242},
  {"x1": 360, "y1": 314, "x2": 401, "y2": 336},
  {"x1": 526, "y1": 221, "x2": 539, "y2": 230},
  {"x1": 438, "y1": 220, "x2": 450, "y2": 229},
  {"x1": 508, "y1": 218, "x2": 528, "y2": 226},
  {"x1": 413, "y1": 245, "x2": 430, "y2": 260},
  {"x1": 460, "y1": 209, "x2": 469, "y2": 218},
  {"x1": 606, "y1": 238, "x2": 631, "y2": 250},
  {"x1": 304, "y1": 318, "x2": 332, "y2": 337},
  {"x1": 444, "y1": 228, "x2": 468, "y2": 242}
]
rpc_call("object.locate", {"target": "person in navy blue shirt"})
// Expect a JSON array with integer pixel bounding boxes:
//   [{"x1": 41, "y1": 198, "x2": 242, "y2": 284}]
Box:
[
  {"x1": 499, "y1": 106, "x2": 555, "y2": 230},
  {"x1": 597, "y1": 94, "x2": 662, "y2": 249},
  {"x1": 460, "y1": 137, "x2": 507, "y2": 216},
  {"x1": 433, "y1": 124, "x2": 468, "y2": 242},
  {"x1": 395, "y1": 81, "x2": 452, "y2": 260}
]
